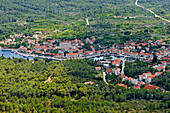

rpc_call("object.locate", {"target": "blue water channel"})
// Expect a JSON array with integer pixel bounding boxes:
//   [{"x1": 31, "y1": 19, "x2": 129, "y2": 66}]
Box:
[
  {"x1": 0, "y1": 50, "x2": 34, "y2": 60},
  {"x1": 0, "y1": 50, "x2": 123, "y2": 61}
]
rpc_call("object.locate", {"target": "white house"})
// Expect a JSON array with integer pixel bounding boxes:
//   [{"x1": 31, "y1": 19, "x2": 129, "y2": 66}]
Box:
[
  {"x1": 113, "y1": 67, "x2": 121, "y2": 75},
  {"x1": 103, "y1": 64, "x2": 109, "y2": 68},
  {"x1": 143, "y1": 72, "x2": 152, "y2": 78},
  {"x1": 139, "y1": 75, "x2": 145, "y2": 81},
  {"x1": 139, "y1": 72, "x2": 152, "y2": 81},
  {"x1": 33, "y1": 34, "x2": 38, "y2": 39},
  {"x1": 146, "y1": 75, "x2": 157, "y2": 83},
  {"x1": 131, "y1": 79, "x2": 138, "y2": 84}
]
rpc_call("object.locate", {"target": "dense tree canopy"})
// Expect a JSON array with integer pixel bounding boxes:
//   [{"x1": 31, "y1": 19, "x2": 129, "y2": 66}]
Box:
[
  {"x1": 0, "y1": 57, "x2": 169, "y2": 112},
  {"x1": 124, "y1": 61, "x2": 156, "y2": 78},
  {"x1": 151, "y1": 71, "x2": 170, "y2": 91}
]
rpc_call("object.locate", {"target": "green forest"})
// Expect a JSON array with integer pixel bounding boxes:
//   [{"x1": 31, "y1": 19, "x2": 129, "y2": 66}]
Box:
[
  {"x1": 0, "y1": 57, "x2": 169, "y2": 112},
  {"x1": 0, "y1": 0, "x2": 169, "y2": 44}
]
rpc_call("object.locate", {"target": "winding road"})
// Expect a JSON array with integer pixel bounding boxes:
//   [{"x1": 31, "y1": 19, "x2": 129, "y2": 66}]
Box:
[
  {"x1": 135, "y1": 0, "x2": 170, "y2": 23},
  {"x1": 103, "y1": 72, "x2": 108, "y2": 85}
]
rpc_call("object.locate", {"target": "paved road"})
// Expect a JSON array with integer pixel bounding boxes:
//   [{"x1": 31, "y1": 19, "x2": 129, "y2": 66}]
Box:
[
  {"x1": 121, "y1": 58, "x2": 126, "y2": 75},
  {"x1": 103, "y1": 72, "x2": 108, "y2": 85},
  {"x1": 135, "y1": 0, "x2": 170, "y2": 23}
]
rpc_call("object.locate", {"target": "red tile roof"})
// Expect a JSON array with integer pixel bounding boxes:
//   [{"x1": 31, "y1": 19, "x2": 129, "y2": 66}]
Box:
[
  {"x1": 114, "y1": 67, "x2": 120, "y2": 70},
  {"x1": 33, "y1": 46, "x2": 39, "y2": 48},
  {"x1": 138, "y1": 81, "x2": 145, "y2": 85},
  {"x1": 131, "y1": 42, "x2": 135, "y2": 45},
  {"x1": 139, "y1": 75, "x2": 145, "y2": 77},
  {"x1": 90, "y1": 45, "x2": 94, "y2": 49},
  {"x1": 20, "y1": 47, "x2": 27, "y2": 50},
  {"x1": 98, "y1": 61, "x2": 101, "y2": 64},
  {"x1": 141, "y1": 43, "x2": 148, "y2": 46},
  {"x1": 161, "y1": 61, "x2": 167, "y2": 64},
  {"x1": 157, "y1": 66, "x2": 165, "y2": 70},
  {"x1": 114, "y1": 59, "x2": 121, "y2": 62},
  {"x1": 144, "y1": 72, "x2": 152, "y2": 75},
  {"x1": 147, "y1": 75, "x2": 157, "y2": 78},
  {"x1": 117, "y1": 84, "x2": 127, "y2": 88},
  {"x1": 127, "y1": 77, "x2": 133, "y2": 81},
  {"x1": 95, "y1": 67, "x2": 101, "y2": 70},
  {"x1": 148, "y1": 40, "x2": 152, "y2": 42},
  {"x1": 45, "y1": 52, "x2": 53, "y2": 55},
  {"x1": 134, "y1": 85, "x2": 140, "y2": 89},
  {"x1": 66, "y1": 53, "x2": 78, "y2": 56},
  {"x1": 55, "y1": 54, "x2": 61, "y2": 56},
  {"x1": 35, "y1": 51, "x2": 43, "y2": 53},
  {"x1": 121, "y1": 75, "x2": 127, "y2": 78},
  {"x1": 144, "y1": 85, "x2": 157, "y2": 90},
  {"x1": 112, "y1": 62, "x2": 119, "y2": 65},
  {"x1": 84, "y1": 81, "x2": 94, "y2": 85},
  {"x1": 92, "y1": 38, "x2": 96, "y2": 42},
  {"x1": 106, "y1": 68, "x2": 112, "y2": 73}
]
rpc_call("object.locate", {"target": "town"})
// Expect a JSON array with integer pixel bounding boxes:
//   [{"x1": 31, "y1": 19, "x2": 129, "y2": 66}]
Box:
[
  {"x1": 0, "y1": 32, "x2": 169, "y2": 91},
  {"x1": 0, "y1": 32, "x2": 169, "y2": 61}
]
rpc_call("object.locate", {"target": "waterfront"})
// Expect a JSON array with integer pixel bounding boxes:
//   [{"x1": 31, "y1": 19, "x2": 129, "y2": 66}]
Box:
[
  {"x1": 0, "y1": 50, "x2": 123, "y2": 61},
  {"x1": 0, "y1": 50, "x2": 34, "y2": 60}
]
